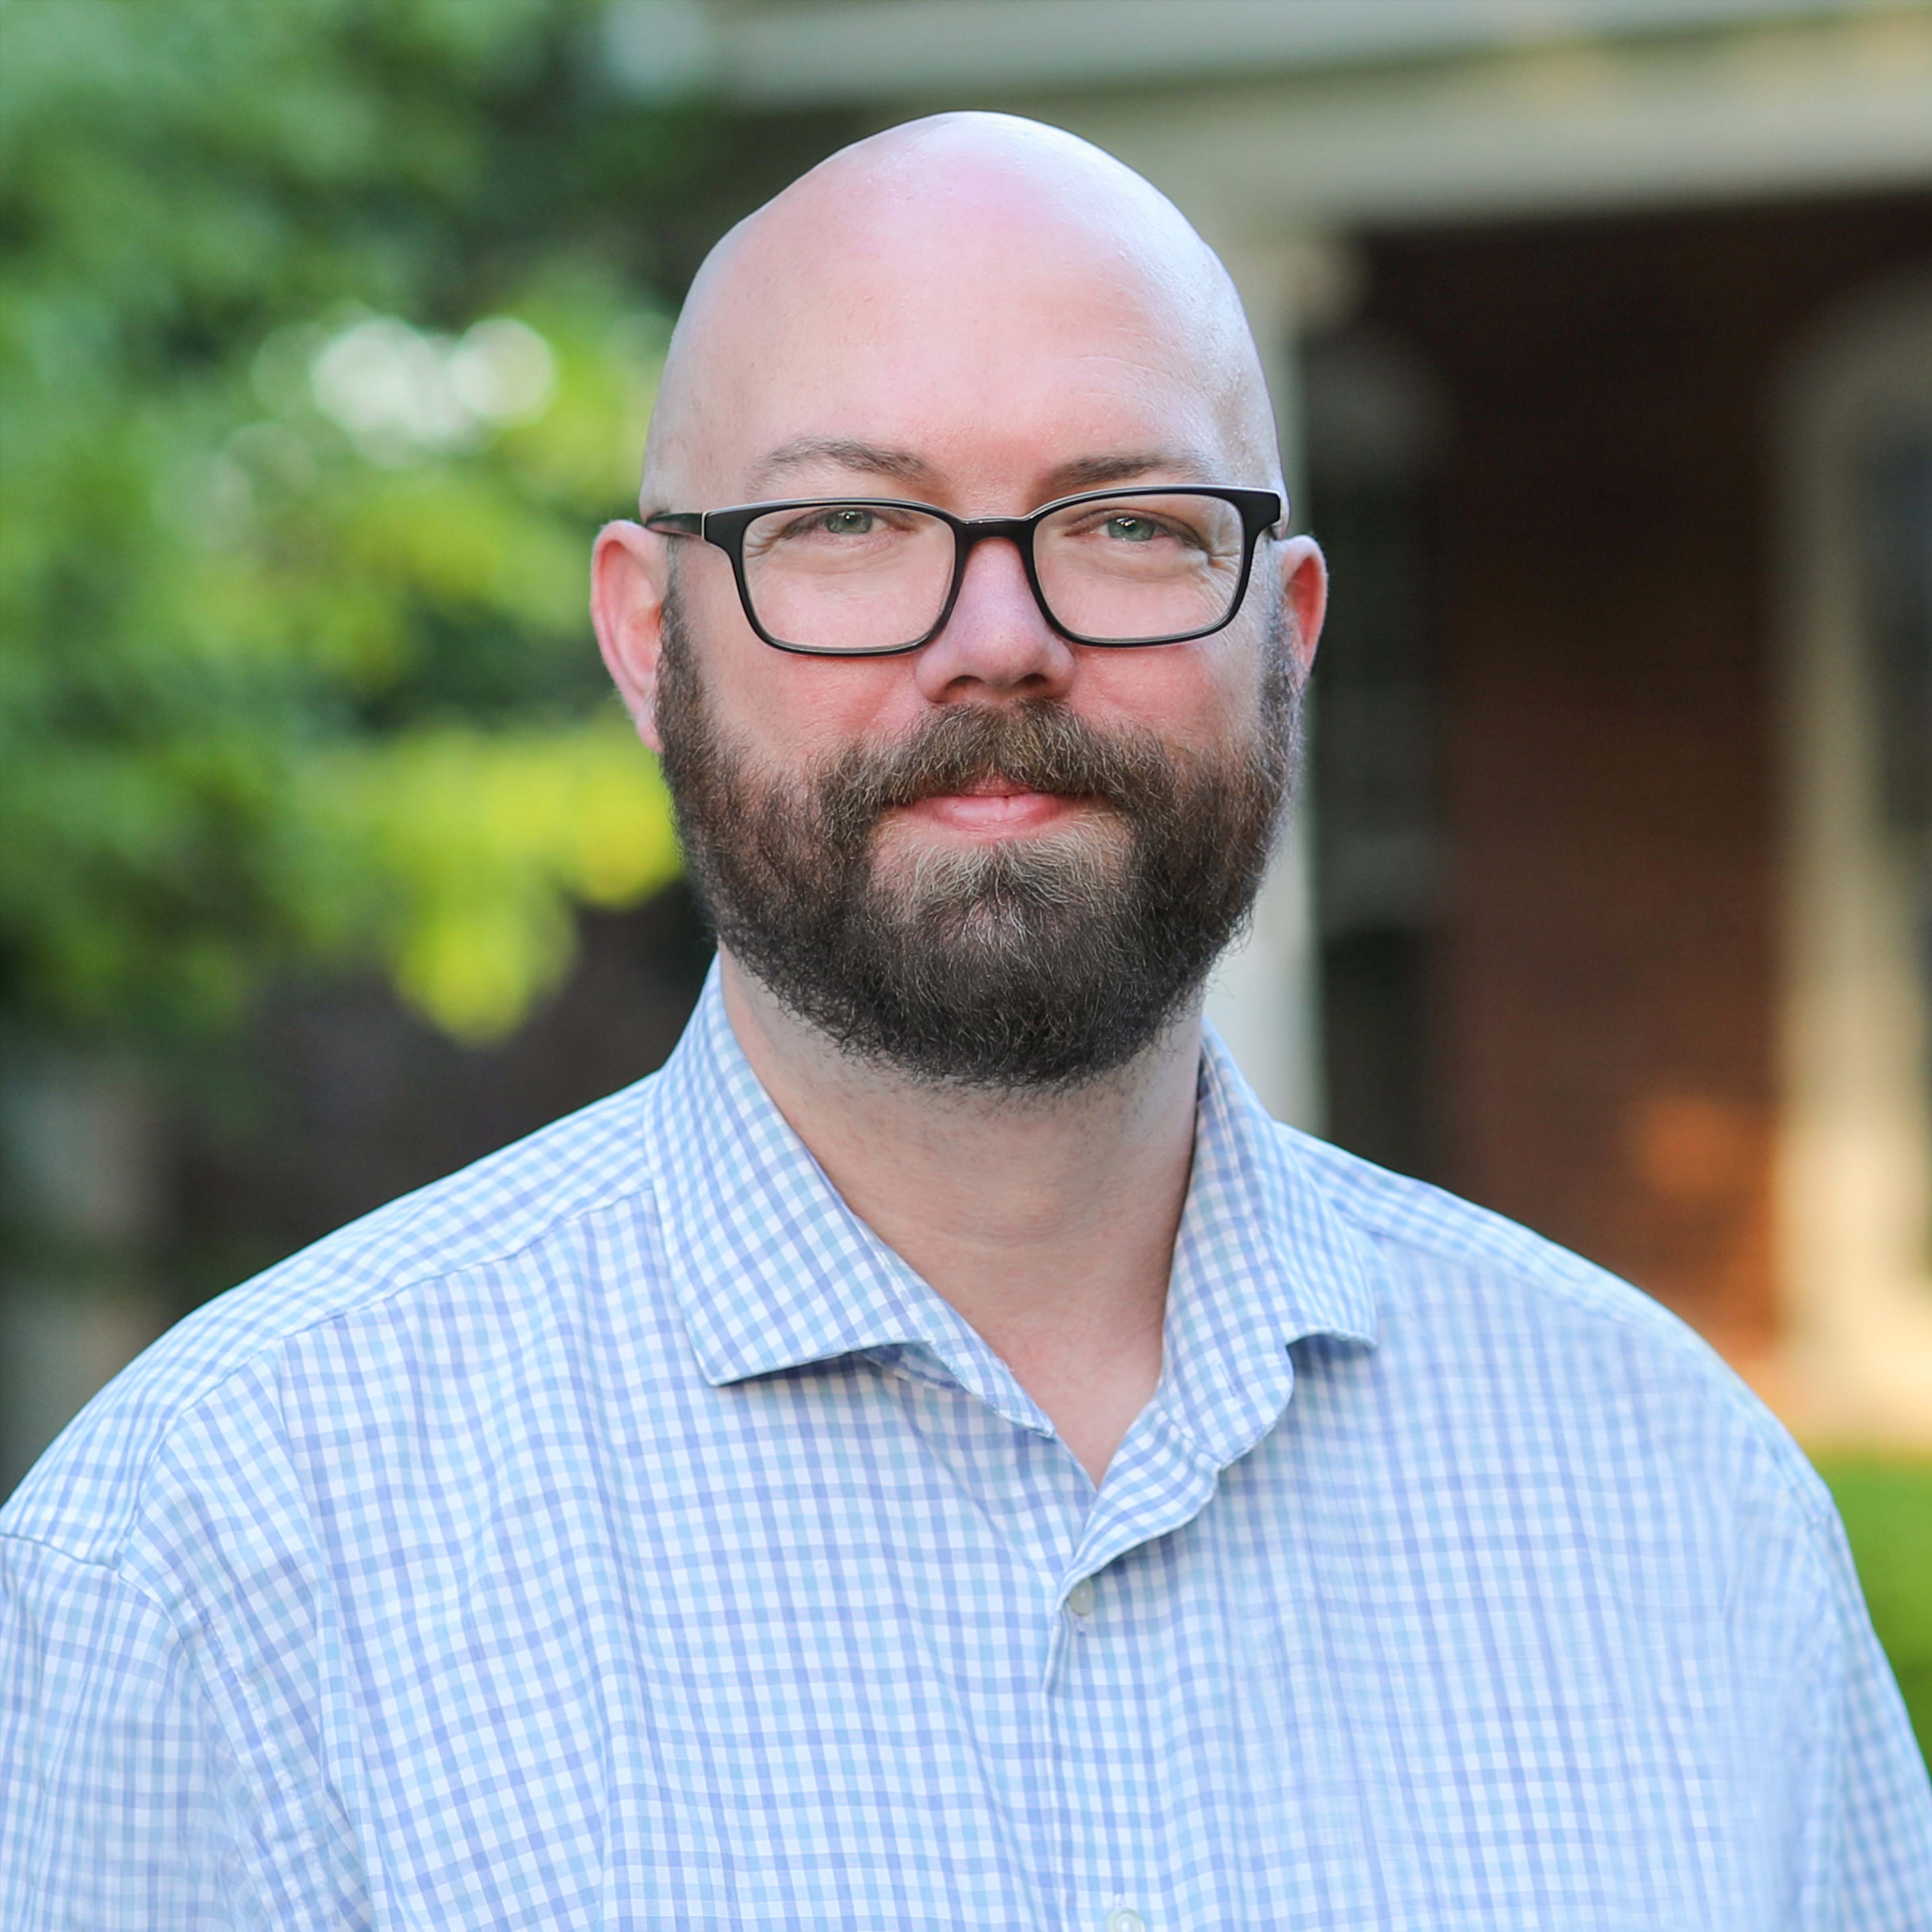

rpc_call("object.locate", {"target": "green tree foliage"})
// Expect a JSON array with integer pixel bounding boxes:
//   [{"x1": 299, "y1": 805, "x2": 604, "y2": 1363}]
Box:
[
  {"x1": 1818, "y1": 1458, "x2": 1932, "y2": 1765},
  {"x1": 0, "y1": 0, "x2": 740, "y2": 1045}
]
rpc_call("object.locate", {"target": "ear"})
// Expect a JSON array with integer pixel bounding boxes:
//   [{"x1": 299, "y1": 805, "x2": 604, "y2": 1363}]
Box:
[
  {"x1": 1275, "y1": 534, "x2": 1327, "y2": 685},
  {"x1": 591, "y1": 520, "x2": 672, "y2": 754}
]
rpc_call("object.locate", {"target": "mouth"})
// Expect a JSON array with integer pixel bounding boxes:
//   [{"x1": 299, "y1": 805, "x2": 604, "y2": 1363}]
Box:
[{"x1": 893, "y1": 774, "x2": 1096, "y2": 838}]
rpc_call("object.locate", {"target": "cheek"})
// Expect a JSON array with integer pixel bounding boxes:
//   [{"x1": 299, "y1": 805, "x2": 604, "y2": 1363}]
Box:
[
  {"x1": 1071, "y1": 632, "x2": 1269, "y2": 753},
  {"x1": 690, "y1": 574, "x2": 926, "y2": 764}
]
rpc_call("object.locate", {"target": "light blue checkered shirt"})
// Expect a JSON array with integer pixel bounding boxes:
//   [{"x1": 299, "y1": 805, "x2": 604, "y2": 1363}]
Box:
[{"x1": 4, "y1": 972, "x2": 1928, "y2": 1927}]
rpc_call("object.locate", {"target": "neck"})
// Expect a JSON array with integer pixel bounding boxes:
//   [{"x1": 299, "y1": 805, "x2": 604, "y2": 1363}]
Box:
[{"x1": 717, "y1": 952, "x2": 1201, "y2": 1484}]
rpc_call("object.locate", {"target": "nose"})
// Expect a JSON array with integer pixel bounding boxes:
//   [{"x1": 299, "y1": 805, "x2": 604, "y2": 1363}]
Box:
[{"x1": 911, "y1": 530, "x2": 1077, "y2": 706}]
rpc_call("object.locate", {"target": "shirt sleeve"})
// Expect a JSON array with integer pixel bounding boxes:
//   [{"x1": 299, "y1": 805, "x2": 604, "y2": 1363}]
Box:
[{"x1": 0, "y1": 1532, "x2": 252, "y2": 1930}]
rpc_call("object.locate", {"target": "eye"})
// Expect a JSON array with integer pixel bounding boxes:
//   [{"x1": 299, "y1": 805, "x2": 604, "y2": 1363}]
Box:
[
  {"x1": 815, "y1": 506, "x2": 877, "y2": 536},
  {"x1": 1102, "y1": 514, "x2": 1162, "y2": 543}
]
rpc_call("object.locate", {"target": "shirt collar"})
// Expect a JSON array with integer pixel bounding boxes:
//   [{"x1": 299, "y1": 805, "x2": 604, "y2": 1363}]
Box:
[
  {"x1": 644, "y1": 969, "x2": 1379, "y2": 1461},
  {"x1": 1154, "y1": 1026, "x2": 1379, "y2": 1468},
  {"x1": 644, "y1": 969, "x2": 1054, "y2": 1431}
]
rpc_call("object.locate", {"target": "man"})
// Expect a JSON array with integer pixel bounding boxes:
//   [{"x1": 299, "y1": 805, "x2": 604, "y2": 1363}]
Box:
[{"x1": 2, "y1": 113, "x2": 1926, "y2": 1929}]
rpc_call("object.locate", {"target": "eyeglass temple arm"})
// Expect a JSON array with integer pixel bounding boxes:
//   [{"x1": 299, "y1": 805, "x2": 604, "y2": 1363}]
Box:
[{"x1": 643, "y1": 512, "x2": 702, "y2": 537}]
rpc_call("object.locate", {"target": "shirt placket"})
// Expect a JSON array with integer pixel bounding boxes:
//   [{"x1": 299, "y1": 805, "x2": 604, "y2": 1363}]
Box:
[{"x1": 1040, "y1": 1404, "x2": 1229, "y2": 1932}]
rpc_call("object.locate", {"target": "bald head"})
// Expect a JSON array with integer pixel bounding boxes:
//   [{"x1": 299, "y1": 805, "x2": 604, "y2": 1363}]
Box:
[{"x1": 641, "y1": 114, "x2": 1280, "y2": 512}]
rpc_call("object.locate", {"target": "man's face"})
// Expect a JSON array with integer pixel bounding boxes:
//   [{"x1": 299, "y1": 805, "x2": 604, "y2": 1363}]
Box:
[{"x1": 598, "y1": 149, "x2": 1323, "y2": 1087}]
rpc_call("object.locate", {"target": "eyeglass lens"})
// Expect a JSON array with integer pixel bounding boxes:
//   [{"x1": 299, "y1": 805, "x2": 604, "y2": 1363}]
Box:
[{"x1": 739, "y1": 494, "x2": 1249, "y2": 652}]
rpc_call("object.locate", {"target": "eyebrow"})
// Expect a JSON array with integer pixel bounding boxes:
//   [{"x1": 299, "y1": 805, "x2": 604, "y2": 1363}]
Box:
[
  {"x1": 749, "y1": 437, "x2": 941, "y2": 492},
  {"x1": 745, "y1": 438, "x2": 1223, "y2": 502},
  {"x1": 1040, "y1": 449, "x2": 1218, "y2": 494}
]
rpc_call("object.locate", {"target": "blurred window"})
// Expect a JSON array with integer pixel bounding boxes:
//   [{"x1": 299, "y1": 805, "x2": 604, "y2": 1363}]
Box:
[{"x1": 1305, "y1": 330, "x2": 1449, "y2": 1182}]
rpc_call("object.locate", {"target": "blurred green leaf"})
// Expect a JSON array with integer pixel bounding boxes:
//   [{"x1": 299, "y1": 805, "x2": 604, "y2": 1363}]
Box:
[
  {"x1": 0, "y1": 0, "x2": 708, "y2": 1044},
  {"x1": 1816, "y1": 1457, "x2": 1932, "y2": 1767}
]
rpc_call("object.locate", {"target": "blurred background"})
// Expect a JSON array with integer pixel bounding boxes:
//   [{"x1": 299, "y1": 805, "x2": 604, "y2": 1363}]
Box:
[{"x1": 2, "y1": 0, "x2": 1928, "y2": 1748}]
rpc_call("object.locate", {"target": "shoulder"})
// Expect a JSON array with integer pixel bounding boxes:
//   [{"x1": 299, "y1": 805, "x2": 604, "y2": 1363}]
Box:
[
  {"x1": 1280, "y1": 1124, "x2": 1842, "y2": 1535},
  {"x1": 1287, "y1": 1119, "x2": 1738, "y2": 1366},
  {"x1": 0, "y1": 1069, "x2": 675, "y2": 1568}
]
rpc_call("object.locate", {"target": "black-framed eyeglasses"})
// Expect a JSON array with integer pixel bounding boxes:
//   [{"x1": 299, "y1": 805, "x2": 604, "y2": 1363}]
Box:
[{"x1": 644, "y1": 485, "x2": 1284, "y2": 657}]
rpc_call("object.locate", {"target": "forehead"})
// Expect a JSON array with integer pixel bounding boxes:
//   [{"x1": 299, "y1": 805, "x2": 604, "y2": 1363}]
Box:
[{"x1": 687, "y1": 200, "x2": 1257, "y2": 500}]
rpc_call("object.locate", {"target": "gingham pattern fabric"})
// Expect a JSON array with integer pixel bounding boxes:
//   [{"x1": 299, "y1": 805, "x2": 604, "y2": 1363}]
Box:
[{"x1": 3, "y1": 973, "x2": 1928, "y2": 1928}]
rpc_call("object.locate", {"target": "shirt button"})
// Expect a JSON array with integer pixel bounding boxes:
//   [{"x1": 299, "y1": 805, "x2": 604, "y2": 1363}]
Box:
[
  {"x1": 1066, "y1": 1577, "x2": 1096, "y2": 1617},
  {"x1": 1104, "y1": 1909, "x2": 1146, "y2": 1932}
]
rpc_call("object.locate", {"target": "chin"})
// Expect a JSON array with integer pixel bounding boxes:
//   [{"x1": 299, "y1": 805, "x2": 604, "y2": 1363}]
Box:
[{"x1": 871, "y1": 812, "x2": 1131, "y2": 908}]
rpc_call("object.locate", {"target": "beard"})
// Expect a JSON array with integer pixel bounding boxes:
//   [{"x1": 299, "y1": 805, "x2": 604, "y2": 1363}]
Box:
[{"x1": 653, "y1": 587, "x2": 1300, "y2": 1091}]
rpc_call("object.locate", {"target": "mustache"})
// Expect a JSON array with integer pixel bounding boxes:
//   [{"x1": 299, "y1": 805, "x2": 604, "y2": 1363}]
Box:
[{"x1": 813, "y1": 700, "x2": 1181, "y2": 829}]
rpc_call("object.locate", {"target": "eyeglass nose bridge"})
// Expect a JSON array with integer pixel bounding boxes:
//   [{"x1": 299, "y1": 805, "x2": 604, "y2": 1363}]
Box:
[
  {"x1": 956, "y1": 514, "x2": 1039, "y2": 550},
  {"x1": 931, "y1": 513, "x2": 1061, "y2": 641}
]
